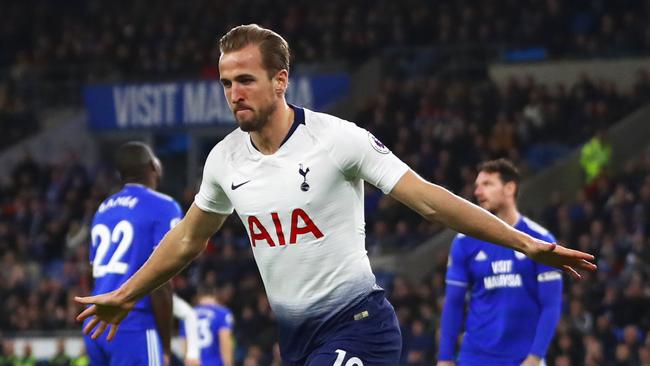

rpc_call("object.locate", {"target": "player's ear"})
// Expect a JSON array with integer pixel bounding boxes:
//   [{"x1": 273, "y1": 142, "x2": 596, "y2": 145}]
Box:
[
  {"x1": 273, "y1": 69, "x2": 289, "y2": 95},
  {"x1": 504, "y1": 181, "x2": 517, "y2": 198},
  {"x1": 151, "y1": 156, "x2": 163, "y2": 178}
]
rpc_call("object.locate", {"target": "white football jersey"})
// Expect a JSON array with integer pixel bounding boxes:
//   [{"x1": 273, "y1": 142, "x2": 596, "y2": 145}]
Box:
[{"x1": 194, "y1": 106, "x2": 409, "y2": 359}]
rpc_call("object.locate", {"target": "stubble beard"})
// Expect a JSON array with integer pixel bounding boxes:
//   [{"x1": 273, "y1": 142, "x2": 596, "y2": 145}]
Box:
[
  {"x1": 237, "y1": 102, "x2": 277, "y2": 132},
  {"x1": 479, "y1": 200, "x2": 499, "y2": 215}
]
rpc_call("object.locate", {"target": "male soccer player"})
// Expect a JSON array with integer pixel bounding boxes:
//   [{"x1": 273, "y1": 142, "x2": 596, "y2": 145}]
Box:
[
  {"x1": 76, "y1": 24, "x2": 595, "y2": 366},
  {"x1": 438, "y1": 159, "x2": 562, "y2": 366},
  {"x1": 84, "y1": 142, "x2": 181, "y2": 365},
  {"x1": 179, "y1": 286, "x2": 234, "y2": 366}
]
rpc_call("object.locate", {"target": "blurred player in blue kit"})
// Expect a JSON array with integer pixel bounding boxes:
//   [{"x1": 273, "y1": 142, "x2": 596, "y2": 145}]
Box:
[
  {"x1": 173, "y1": 294, "x2": 201, "y2": 366},
  {"x1": 179, "y1": 287, "x2": 234, "y2": 366},
  {"x1": 76, "y1": 25, "x2": 595, "y2": 366},
  {"x1": 84, "y1": 142, "x2": 182, "y2": 365},
  {"x1": 438, "y1": 159, "x2": 562, "y2": 366}
]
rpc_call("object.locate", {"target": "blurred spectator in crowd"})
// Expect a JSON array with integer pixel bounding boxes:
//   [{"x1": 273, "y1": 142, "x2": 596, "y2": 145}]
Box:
[
  {"x1": 580, "y1": 130, "x2": 612, "y2": 183},
  {"x1": 49, "y1": 339, "x2": 70, "y2": 366},
  {"x1": 70, "y1": 345, "x2": 89, "y2": 366},
  {"x1": 18, "y1": 342, "x2": 37, "y2": 366},
  {"x1": 0, "y1": 340, "x2": 18, "y2": 366}
]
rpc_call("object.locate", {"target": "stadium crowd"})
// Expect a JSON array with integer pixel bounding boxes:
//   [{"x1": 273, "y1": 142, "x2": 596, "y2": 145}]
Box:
[
  {"x1": 2, "y1": 0, "x2": 650, "y2": 80},
  {"x1": 2, "y1": 0, "x2": 649, "y2": 163},
  {"x1": 0, "y1": 79, "x2": 38, "y2": 152},
  {"x1": 1, "y1": 0, "x2": 650, "y2": 110}
]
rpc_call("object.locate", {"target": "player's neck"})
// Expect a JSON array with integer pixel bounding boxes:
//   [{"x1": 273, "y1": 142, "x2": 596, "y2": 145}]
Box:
[
  {"x1": 124, "y1": 178, "x2": 156, "y2": 190},
  {"x1": 250, "y1": 103, "x2": 294, "y2": 155},
  {"x1": 497, "y1": 206, "x2": 520, "y2": 227},
  {"x1": 198, "y1": 298, "x2": 218, "y2": 305}
]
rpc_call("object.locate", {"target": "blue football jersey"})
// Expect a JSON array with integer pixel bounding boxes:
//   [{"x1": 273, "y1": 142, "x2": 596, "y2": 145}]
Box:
[
  {"x1": 90, "y1": 183, "x2": 182, "y2": 330},
  {"x1": 444, "y1": 216, "x2": 563, "y2": 364},
  {"x1": 180, "y1": 304, "x2": 234, "y2": 366}
]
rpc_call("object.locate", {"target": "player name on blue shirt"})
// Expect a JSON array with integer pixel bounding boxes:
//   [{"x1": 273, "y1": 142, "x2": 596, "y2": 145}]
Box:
[{"x1": 97, "y1": 195, "x2": 139, "y2": 213}]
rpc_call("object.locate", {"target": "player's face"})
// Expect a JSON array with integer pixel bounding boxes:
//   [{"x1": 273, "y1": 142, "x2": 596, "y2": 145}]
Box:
[
  {"x1": 219, "y1": 44, "x2": 279, "y2": 132},
  {"x1": 474, "y1": 171, "x2": 508, "y2": 213}
]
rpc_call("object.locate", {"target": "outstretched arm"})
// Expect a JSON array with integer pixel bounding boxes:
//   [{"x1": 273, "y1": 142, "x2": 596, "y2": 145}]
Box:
[
  {"x1": 390, "y1": 170, "x2": 596, "y2": 278},
  {"x1": 76, "y1": 203, "x2": 228, "y2": 340}
]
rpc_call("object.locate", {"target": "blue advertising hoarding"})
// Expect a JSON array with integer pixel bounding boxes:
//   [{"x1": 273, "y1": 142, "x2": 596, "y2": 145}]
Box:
[{"x1": 84, "y1": 74, "x2": 349, "y2": 130}]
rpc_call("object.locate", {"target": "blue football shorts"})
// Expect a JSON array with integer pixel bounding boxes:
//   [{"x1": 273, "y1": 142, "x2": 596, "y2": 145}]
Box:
[
  {"x1": 286, "y1": 291, "x2": 402, "y2": 366},
  {"x1": 84, "y1": 327, "x2": 163, "y2": 366}
]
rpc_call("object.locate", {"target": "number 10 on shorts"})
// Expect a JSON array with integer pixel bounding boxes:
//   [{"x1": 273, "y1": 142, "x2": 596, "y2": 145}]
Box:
[{"x1": 333, "y1": 349, "x2": 363, "y2": 366}]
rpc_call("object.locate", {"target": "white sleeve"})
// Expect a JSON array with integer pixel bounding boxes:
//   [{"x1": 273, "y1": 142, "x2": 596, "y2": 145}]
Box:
[
  {"x1": 173, "y1": 295, "x2": 200, "y2": 360},
  {"x1": 194, "y1": 146, "x2": 234, "y2": 214},
  {"x1": 327, "y1": 120, "x2": 410, "y2": 194}
]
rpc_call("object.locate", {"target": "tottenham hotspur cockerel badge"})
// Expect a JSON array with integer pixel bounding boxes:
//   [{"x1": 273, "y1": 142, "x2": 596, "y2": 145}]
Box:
[{"x1": 299, "y1": 164, "x2": 310, "y2": 192}]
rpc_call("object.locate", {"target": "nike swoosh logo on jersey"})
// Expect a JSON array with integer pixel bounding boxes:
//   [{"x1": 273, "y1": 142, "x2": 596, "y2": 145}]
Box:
[{"x1": 231, "y1": 180, "x2": 251, "y2": 190}]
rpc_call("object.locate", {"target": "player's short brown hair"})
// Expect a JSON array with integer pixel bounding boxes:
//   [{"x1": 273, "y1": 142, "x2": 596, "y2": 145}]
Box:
[
  {"x1": 219, "y1": 24, "x2": 291, "y2": 79},
  {"x1": 477, "y1": 158, "x2": 521, "y2": 196}
]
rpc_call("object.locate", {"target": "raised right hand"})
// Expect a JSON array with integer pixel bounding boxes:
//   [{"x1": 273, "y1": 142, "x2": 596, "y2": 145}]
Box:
[{"x1": 75, "y1": 290, "x2": 136, "y2": 341}]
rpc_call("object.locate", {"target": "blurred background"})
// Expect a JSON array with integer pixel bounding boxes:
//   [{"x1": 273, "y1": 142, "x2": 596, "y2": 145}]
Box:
[{"x1": 1, "y1": 0, "x2": 650, "y2": 365}]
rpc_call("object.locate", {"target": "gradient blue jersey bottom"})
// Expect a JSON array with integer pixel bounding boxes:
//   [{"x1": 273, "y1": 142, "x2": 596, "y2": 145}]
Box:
[
  {"x1": 284, "y1": 291, "x2": 402, "y2": 366},
  {"x1": 84, "y1": 328, "x2": 163, "y2": 366}
]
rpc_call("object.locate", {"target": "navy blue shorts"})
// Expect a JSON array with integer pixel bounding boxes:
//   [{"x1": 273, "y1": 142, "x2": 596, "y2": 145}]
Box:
[
  {"x1": 84, "y1": 328, "x2": 163, "y2": 366},
  {"x1": 286, "y1": 292, "x2": 402, "y2": 366}
]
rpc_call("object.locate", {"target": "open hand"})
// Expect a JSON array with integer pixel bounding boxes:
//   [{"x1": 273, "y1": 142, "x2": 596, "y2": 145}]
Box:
[
  {"x1": 75, "y1": 290, "x2": 136, "y2": 341},
  {"x1": 525, "y1": 239, "x2": 596, "y2": 279}
]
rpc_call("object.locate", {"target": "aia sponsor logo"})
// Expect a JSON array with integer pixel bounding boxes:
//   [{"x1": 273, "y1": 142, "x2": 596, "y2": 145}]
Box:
[{"x1": 247, "y1": 208, "x2": 324, "y2": 247}]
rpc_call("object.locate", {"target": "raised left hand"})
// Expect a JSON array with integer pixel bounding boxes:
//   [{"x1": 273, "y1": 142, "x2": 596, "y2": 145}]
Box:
[{"x1": 525, "y1": 239, "x2": 596, "y2": 280}]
